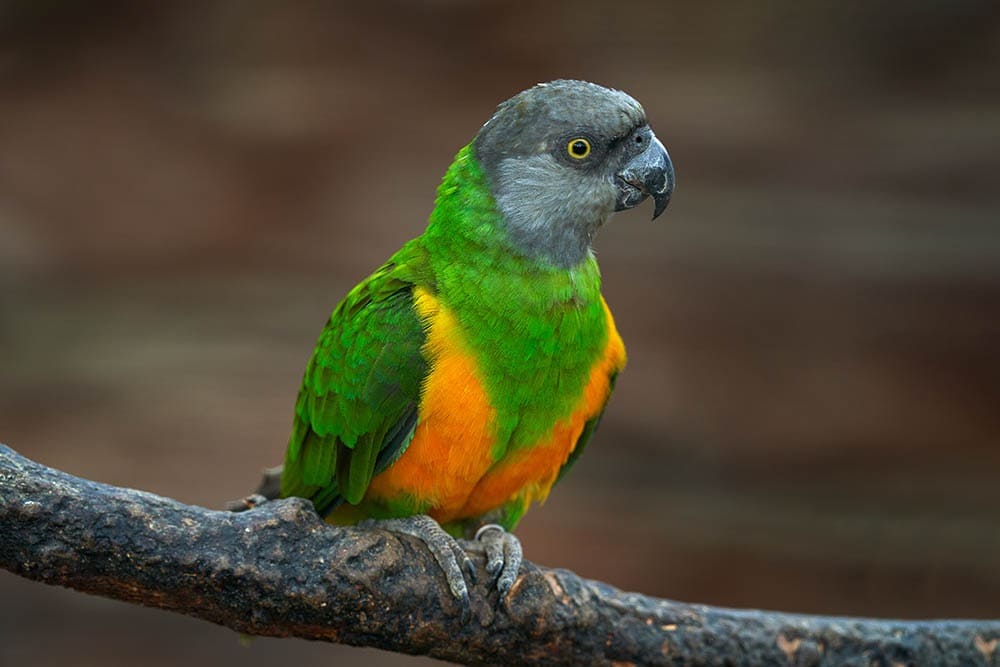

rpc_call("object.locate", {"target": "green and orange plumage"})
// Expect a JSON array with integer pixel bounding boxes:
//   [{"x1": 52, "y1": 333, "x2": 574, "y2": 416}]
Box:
[{"x1": 279, "y1": 80, "x2": 673, "y2": 590}]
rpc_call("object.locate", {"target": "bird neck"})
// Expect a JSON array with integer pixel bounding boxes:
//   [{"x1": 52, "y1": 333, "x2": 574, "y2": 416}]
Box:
[
  {"x1": 419, "y1": 146, "x2": 611, "y2": 450},
  {"x1": 422, "y1": 144, "x2": 603, "y2": 313}
]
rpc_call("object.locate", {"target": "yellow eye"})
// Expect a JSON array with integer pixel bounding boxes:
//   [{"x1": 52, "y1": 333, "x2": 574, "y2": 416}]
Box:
[{"x1": 567, "y1": 138, "x2": 591, "y2": 159}]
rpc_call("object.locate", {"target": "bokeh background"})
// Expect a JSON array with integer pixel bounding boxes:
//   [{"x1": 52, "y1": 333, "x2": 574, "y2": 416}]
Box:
[{"x1": 2, "y1": 1, "x2": 999, "y2": 665}]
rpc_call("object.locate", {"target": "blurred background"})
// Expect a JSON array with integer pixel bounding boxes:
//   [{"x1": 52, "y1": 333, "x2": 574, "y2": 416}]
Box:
[{"x1": 1, "y1": 1, "x2": 999, "y2": 664}]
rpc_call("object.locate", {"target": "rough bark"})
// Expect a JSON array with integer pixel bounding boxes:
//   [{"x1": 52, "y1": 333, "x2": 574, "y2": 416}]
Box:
[{"x1": 1, "y1": 443, "x2": 998, "y2": 666}]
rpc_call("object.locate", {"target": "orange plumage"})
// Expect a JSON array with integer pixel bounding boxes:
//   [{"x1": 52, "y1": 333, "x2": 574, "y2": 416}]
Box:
[{"x1": 361, "y1": 288, "x2": 625, "y2": 526}]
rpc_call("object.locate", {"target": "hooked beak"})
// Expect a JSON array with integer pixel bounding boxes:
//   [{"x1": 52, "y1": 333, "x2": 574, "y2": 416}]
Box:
[{"x1": 615, "y1": 135, "x2": 674, "y2": 220}]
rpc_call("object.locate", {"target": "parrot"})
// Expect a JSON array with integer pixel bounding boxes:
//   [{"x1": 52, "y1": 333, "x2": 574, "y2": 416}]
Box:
[{"x1": 277, "y1": 79, "x2": 674, "y2": 606}]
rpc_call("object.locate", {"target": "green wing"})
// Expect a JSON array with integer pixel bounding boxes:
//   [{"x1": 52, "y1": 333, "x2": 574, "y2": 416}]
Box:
[{"x1": 281, "y1": 241, "x2": 431, "y2": 516}]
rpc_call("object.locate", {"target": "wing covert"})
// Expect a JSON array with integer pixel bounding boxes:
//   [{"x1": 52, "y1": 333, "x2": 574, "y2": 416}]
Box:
[{"x1": 281, "y1": 243, "x2": 431, "y2": 515}]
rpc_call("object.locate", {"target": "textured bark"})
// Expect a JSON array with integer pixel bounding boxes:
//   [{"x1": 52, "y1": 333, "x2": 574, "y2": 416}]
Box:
[{"x1": 1, "y1": 443, "x2": 998, "y2": 666}]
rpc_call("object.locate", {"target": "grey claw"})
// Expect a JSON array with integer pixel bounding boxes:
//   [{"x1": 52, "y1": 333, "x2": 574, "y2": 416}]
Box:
[
  {"x1": 496, "y1": 531, "x2": 523, "y2": 598},
  {"x1": 474, "y1": 523, "x2": 523, "y2": 598},
  {"x1": 475, "y1": 523, "x2": 504, "y2": 577},
  {"x1": 361, "y1": 515, "x2": 473, "y2": 615},
  {"x1": 464, "y1": 553, "x2": 479, "y2": 584},
  {"x1": 224, "y1": 493, "x2": 270, "y2": 512},
  {"x1": 458, "y1": 589, "x2": 471, "y2": 624},
  {"x1": 486, "y1": 544, "x2": 504, "y2": 577}
]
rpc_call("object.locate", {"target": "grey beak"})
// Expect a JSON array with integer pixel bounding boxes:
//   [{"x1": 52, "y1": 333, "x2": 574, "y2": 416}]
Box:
[{"x1": 615, "y1": 136, "x2": 674, "y2": 220}]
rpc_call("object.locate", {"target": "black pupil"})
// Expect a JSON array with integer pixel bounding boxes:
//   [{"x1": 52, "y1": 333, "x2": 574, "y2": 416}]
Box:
[
  {"x1": 636, "y1": 135, "x2": 643, "y2": 144},
  {"x1": 571, "y1": 140, "x2": 587, "y2": 156}
]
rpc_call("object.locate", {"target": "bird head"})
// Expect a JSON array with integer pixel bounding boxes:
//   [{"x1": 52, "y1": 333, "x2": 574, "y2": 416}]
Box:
[{"x1": 473, "y1": 80, "x2": 674, "y2": 268}]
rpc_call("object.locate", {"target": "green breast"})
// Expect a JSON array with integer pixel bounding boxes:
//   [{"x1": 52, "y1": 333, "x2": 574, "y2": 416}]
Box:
[{"x1": 420, "y1": 145, "x2": 610, "y2": 460}]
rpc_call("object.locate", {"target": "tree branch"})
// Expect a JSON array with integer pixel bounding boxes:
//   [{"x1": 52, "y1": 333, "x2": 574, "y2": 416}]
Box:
[{"x1": 1, "y1": 443, "x2": 997, "y2": 666}]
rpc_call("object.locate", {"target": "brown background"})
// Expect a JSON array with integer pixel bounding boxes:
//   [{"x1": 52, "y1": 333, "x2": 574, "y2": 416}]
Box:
[{"x1": 2, "y1": 1, "x2": 999, "y2": 665}]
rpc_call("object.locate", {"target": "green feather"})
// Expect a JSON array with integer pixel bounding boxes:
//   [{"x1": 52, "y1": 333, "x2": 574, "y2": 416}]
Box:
[
  {"x1": 282, "y1": 144, "x2": 620, "y2": 527},
  {"x1": 420, "y1": 146, "x2": 610, "y2": 453},
  {"x1": 280, "y1": 243, "x2": 430, "y2": 514}
]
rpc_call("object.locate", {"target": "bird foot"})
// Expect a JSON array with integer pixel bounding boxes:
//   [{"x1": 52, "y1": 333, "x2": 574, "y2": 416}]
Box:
[
  {"x1": 359, "y1": 516, "x2": 523, "y2": 620},
  {"x1": 224, "y1": 465, "x2": 283, "y2": 512},
  {"x1": 474, "y1": 523, "x2": 522, "y2": 600},
  {"x1": 359, "y1": 515, "x2": 477, "y2": 616},
  {"x1": 224, "y1": 493, "x2": 271, "y2": 513}
]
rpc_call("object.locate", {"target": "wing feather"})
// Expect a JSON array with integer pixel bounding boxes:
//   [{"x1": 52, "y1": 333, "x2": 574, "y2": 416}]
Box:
[{"x1": 281, "y1": 242, "x2": 431, "y2": 515}]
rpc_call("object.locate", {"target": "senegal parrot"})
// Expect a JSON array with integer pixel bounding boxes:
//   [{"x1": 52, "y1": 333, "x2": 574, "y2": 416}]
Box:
[{"x1": 278, "y1": 80, "x2": 674, "y2": 605}]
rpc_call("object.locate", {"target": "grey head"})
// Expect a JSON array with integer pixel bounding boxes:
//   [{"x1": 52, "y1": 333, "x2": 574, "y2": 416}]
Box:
[{"x1": 473, "y1": 80, "x2": 674, "y2": 268}]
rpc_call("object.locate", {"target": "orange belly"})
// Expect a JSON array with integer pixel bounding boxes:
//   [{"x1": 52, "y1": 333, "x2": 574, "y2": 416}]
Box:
[
  {"x1": 455, "y1": 335, "x2": 623, "y2": 520},
  {"x1": 364, "y1": 287, "x2": 625, "y2": 524}
]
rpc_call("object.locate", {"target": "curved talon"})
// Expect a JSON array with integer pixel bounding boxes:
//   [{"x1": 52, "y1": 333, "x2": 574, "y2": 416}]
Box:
[
  {"x1": 496, "y1": 531, "x2": 523, "y2": 598},
  {"x1": 475, "y1": 524, "x2": 505, "y2": 577},
  {"x1": 464, "y1": 553, "x2": 479, "y2": 585},
  {"x1": 474, "y1": 523, "x2": 523, "y2": 598},
  {"x1": 354, "y1": 516, "x2": 522, "y2": 617},
  {"x1": 360, "y1": 515, "x2": 473, "y2": 618},
  {"x1": 224, "y1": 493, "x2": 270, "y2": 513}
]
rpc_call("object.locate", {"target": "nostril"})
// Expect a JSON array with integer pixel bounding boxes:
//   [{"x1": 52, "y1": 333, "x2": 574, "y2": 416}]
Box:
[{"x1": 619, "y1": 170, "x2": 646, "y2": 192}]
